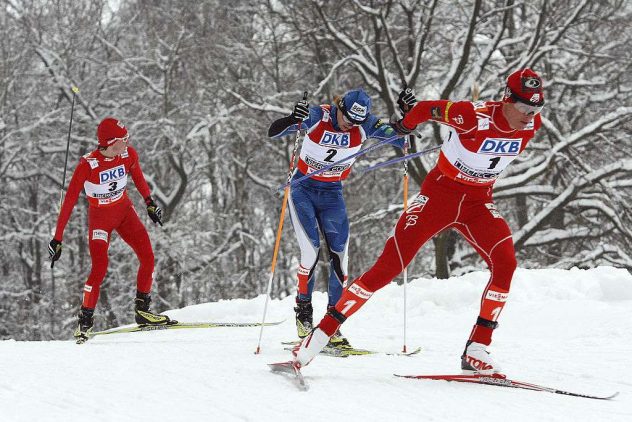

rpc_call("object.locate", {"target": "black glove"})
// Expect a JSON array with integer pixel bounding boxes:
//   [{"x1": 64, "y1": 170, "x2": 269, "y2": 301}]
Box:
[
  {"x1": 390, "y1": 114, "x2": 413, "y2": 135},
  {"x1": 397, "y1": 88, "x2": 417, "y2": 115},
  {"x1": 48, "y1": 239, "x2": 62, "y2": 268},
  {"x1": 291, "y1": 99, "x2": 310, "y2": 121},
  {"x1": 145, "y1": 196, "x2": 163, "y2": 226}
]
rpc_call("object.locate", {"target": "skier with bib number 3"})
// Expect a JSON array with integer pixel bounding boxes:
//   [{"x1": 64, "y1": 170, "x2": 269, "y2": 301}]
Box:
[
  {"x1": 48, "y1": 118, "x2": 176, "y2": 343},
  {"x1": 268, "y1": 89, "x2": 404, "y2": 350},
  {"x1": 291, "y1": 69, "x2": 544, "y2": 373}
]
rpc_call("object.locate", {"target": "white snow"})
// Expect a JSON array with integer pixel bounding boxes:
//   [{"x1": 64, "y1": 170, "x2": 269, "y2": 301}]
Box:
[{"x1": 1, "y1": 266, "x2": 631, "y2": 421}]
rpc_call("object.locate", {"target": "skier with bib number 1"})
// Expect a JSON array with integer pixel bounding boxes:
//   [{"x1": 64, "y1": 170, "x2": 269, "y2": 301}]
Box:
[{"x1": 291, "y1": 69, "x2": 545, "y2": 373}]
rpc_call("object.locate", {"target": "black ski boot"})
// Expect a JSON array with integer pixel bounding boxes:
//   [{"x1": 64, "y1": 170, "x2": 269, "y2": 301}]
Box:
[
  {"x1": 294, "y1": 299, "x2": 313, "y2": 339},
  {"x1": 134, "y1": 292, "x2": 177, "y2": 326},
  {"x1": 74, "y1": 307, "x2": 94, "y2": 344}
]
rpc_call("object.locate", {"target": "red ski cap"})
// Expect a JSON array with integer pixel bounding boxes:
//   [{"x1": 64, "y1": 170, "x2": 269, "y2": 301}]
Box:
[
  {"x1": 97, "y1": 118, "x2": 128, "y2": 147},
  {"x1": 503, "y1": 68, "x2": 544, "y2": 107}
]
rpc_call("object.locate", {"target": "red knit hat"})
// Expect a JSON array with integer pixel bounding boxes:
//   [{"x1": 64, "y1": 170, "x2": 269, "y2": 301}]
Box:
[
  {"x1": 97, "y1": 118, "x2": 128, "y2": 147},
  {"x1": 503, "y1": 68, "x2": 544, "y2": 106}
]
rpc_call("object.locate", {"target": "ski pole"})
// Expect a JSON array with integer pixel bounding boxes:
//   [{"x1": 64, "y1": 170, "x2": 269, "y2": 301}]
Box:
[
  {"x1": 58, "y1": 86, "x2": 79, "y2": 209},
  {"x1": 256, "y1": 91, "x2": 308, "y2": 354},
  {"x1": 359, "y1": 144, "x2": 441, "y2": 174},
  {"x1": 276, "y1": 133, "x2": 401, "y2": 192},
  {"x1": 401, "y1": 134, "x2": 410, "y2": 353}
]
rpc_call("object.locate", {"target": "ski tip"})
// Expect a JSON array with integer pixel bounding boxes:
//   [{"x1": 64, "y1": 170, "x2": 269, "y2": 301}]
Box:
[
  {"x1": 400, "y1": 346, "x2": 422, "y2": 356},
  {"x1": 268, "y1": 361, "x2": 309, "y2": 391},
  {"x1": 268, "y1": 361, "x2": 295, "y2": 371}
]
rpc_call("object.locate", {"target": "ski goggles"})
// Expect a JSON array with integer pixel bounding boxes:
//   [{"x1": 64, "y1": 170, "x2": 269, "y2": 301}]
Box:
[
  {"x1": 342, "y1": 110, "x2": 369, "y2": 127},
  {"x1": 104, "y1": 134, "x2": 129, "y2": 146},
  {"x1": 512, "y1": 101, "x2": 544, "y2": 115},
  {"x1": 508, "y1": 92, "x2": 544, "y2": 115}
]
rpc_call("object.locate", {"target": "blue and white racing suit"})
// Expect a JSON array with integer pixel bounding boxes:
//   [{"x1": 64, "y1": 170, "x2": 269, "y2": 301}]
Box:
[{"x1": 270, "y1": 103, "x2": 401, "y2": 306}]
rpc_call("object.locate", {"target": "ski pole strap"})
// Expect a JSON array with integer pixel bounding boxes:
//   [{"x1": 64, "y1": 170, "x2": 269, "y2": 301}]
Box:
[
  {"x1": 277, "y1": 134, "x2": 400, "y2": 192},
  {"x1": 359, "y1": 144, "x2": 441, "y2": 174}
]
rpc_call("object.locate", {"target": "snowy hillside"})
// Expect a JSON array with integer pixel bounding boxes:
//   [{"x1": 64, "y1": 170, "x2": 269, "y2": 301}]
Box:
[{"x1": 1, "y1": 267, "x2": 631, "y2": 421}]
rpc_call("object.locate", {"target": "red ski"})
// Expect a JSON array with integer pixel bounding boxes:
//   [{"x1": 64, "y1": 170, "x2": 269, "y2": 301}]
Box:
[
  {"x1": 269, "y1": 361, "x2": 308, "y2": 391},
  {"x1": 394, "y1": 373, "x2": 618, "y2": 400}
]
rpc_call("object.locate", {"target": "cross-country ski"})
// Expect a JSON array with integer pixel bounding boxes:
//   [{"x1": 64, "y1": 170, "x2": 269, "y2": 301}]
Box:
[
  {"x1": 89, "y1": 320, "x2": 285, "y2": 339},
  {"x1": 394, "y1": 373, "x2": 619, "y2": 401},
  {"x1": 281, "y1": 341, "x2": 421, "y2": 358}
]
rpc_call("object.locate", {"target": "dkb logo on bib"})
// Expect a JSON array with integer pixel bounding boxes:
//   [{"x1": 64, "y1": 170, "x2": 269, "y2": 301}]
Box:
[
  {"x1": 99, "y1": 165, "x2": 126, "y2": 183},
  {"x1": 319, "y1": 131, "x2": 350, "y2": 148},
  {"x1": 478, "y1": 138, "x2": 522, "y2": 156}
]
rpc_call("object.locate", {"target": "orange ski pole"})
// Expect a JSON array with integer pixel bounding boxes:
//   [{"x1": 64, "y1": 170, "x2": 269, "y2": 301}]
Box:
[{"x1": 255, "y1": 91, "x2": 308, "y2": 354}]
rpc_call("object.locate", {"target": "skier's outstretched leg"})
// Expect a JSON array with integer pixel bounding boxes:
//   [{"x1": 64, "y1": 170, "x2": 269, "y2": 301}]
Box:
[{"x1": 294, "y1": 181, "x2": 460, "y2": 367}]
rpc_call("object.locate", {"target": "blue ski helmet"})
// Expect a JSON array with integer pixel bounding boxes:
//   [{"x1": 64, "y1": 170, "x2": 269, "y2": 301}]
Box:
[{"x1": 338, "y1": 89, "x2": 372, "y2": 124}]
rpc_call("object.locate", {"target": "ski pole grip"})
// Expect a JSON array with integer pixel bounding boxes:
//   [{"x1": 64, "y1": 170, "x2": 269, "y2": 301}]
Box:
[{"x1": 295, "y1": 91, "x2": 309, "y2": 127}]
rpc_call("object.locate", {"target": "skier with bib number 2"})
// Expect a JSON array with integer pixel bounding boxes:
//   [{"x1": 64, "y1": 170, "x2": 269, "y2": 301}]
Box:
[
  {"x1": 268, "y1": 89, "x2": 403, "y2": 350},
  {"x1": 291, "y1": 69, "x2": 544, "y2": 373}
]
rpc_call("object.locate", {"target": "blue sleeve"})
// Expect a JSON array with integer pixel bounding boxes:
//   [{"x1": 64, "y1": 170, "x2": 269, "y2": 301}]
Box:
[
  {"x1": 269, "y1": 106, "x2": 323, "y2": 138},
  {"x1": 361, "y1": 114, "x2": 405, "y2": 148},
  {"x1": 304, "y1": 106, "x2": 322, "y2": 128}
]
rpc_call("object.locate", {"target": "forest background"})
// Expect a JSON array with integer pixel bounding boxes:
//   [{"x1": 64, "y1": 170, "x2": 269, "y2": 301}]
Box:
[{"x1": 1, "y1": 0, "x2": 630, "y2": 340}]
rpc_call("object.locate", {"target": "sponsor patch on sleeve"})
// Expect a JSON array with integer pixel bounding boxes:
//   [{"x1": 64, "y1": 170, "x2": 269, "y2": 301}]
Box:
[
  {"x1": 86, "y1": 158, "x2": 99, "y2": 169},
  {"x1": 431, "y1": 106, "x2": 442, "y2": 120}
]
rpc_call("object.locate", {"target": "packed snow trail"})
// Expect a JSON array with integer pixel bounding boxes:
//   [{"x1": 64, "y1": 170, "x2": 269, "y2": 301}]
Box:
[{"x1": 1, "y1": 267, "x2": 631, "y2": 421}]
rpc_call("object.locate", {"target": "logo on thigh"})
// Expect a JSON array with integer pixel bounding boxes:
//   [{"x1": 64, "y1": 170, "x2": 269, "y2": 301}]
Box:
[
  {"x1": 405, "y1": 194, "x2": 429, "y2": 229},
  {"x1": 404, "y1": 214, "x2": 418, "y2": 230},
  {"x1": 408, "y1": 194, "x2": 429, "y2": 214},
  {"x1": 485, "y1": 203, "x2": 502, "y2": 218},
  {"x1": 92, "y1": 229, "x2": 109, "y2": 242}
]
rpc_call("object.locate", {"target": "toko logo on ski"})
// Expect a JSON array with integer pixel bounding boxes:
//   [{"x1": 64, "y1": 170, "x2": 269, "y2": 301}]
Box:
[
  {"x1": 319, "y1": 131, "x2": 350, "y2": 148},
  {"x1": 478, "y1": 138, "x2": 522, "y2": 156},
  {"x1": 99, "y1": 165, "x2": 126, "y2": 183}
]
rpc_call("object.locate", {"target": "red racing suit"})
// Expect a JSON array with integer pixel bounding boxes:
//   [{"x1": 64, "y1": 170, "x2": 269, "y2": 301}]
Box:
[
  {"x1": 320, "y1": 100, "x2": 541, "y2": 346},
  {"x1": 54, "y1": 146, "x2": 155, "y2": 309}
]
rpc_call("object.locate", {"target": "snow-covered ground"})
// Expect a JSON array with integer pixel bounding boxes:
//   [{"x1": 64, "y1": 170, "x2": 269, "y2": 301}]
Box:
[{"x1": 1, "y1": 267, "x2": 631, "y2": 421}]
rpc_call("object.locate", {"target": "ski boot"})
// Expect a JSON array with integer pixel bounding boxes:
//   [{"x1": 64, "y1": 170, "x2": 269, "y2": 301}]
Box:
[
  {"x1": 134, "y1": 292, "x2": 177, "y2": 326},
  {"x1": 74, "y1": 307, "x2": 94, "y2": 344},
  {"x1": 294, "y1": 299, "x2": 313, "y2": 339},
  {"x1": 327, "y1": 329, "x2": 352, "y2": 349},
  {"x1": 292, "y1": 327, "x2": 330, "y2": 367},
  {"x1": 461, "y1": 341, "x2": 502, "y2": 374}
]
